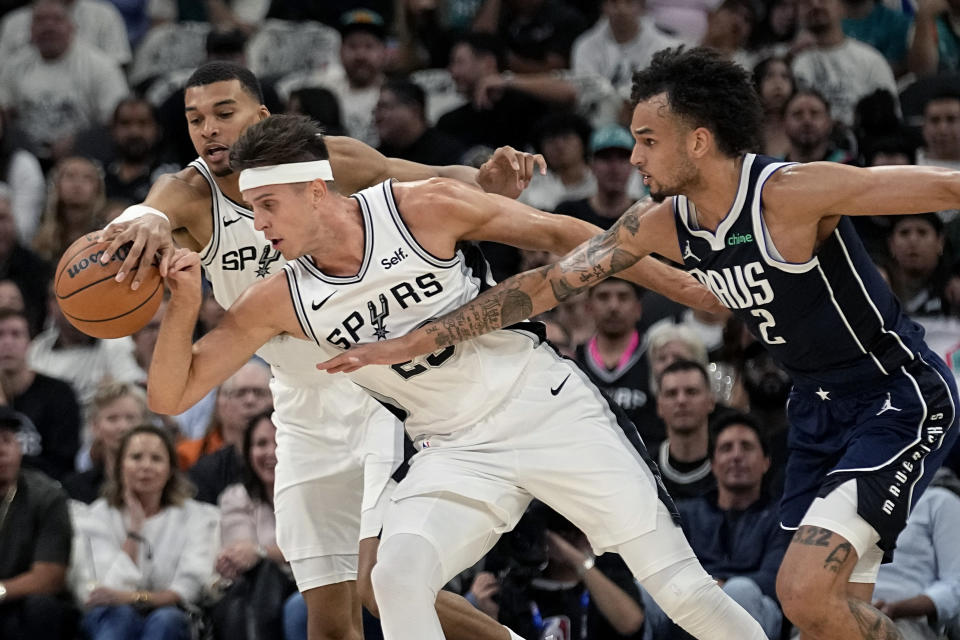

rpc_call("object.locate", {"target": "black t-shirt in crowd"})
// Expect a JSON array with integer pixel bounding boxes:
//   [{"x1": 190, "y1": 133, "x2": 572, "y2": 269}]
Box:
[
  {"x1": 554, "y1": 198, "x2": 621, "y2": 231},
  {"x1": 378, "y1": 128, "x2": 466, "y2": 168},
  {"x1": 0, "y1": 469, "x2": 72, "y2": 580},
  {"x1": 436, "y1": 90, "x2": 552, "y2": 152},
  {"x1": 15, "y1": 373, "x2": 81, "y2": 482}
]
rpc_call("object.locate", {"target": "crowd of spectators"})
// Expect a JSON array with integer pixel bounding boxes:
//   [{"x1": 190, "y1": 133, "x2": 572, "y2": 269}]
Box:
[{"x1": 0, "y1": 0, "x2": 959, "y2": 638}]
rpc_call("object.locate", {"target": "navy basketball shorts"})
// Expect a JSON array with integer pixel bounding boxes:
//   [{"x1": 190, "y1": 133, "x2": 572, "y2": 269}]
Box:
[{"x1": 779, "y1": 349, "x2": 958, "y2": 560}]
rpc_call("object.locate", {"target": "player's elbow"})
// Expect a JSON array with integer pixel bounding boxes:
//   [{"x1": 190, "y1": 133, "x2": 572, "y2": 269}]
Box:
[{"x1": 147, "y1": 388, "x2": 182, "y2": 416}]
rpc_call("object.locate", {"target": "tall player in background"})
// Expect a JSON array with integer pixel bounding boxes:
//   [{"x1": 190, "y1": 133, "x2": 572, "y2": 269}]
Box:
[
  {"x1": 324, "y1": 48, "x2": 960, "y2": 640},
  {"x1": 102, "y1": 63, "x2": 720, "y2": 640},
  {"x1": 147, "y1": 114, "x2": 765, "y2": 640}
]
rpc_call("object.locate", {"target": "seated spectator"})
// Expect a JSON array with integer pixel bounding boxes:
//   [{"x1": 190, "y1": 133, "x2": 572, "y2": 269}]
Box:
[
  {"x1": 655, "y1": 359, "x2": 717, "y2": 500},
  {"x1": 554, "y1": 124, "x2": 641, "y2": 229},
  {"x1": 286, "y1": 87, "x2": 345, "y2": 137},
  {"x1": 645, "y1": 315, "x2": 713, "y2": 381},
  {"x1": 32, "y1": 156, "x2": 106, "y2": 263},
  {"x1": 647, "y1": 0, "x2": 718, "y2": 43},
  {"x1": 0, "y1": 190, "x2": 51, "y2": 336},
  {"x1": 519, "y1": 112, "x2": 594, "y2": 211},
  {"x1": 375, "y1": 79, "x2": 465, "y2": 166},
  {"x1": 571, "y1": 0, "x2": 682, "y2": 96},
  {"x1": 699, "y1": 0, "x2": 757, "y2": 69},
  {"x1": 472, "y1": 501, "x2": 644, "y2": 639},
  {"x1": 71, "y1": 425, "x2": 218, "y2": 640},
  {"x1": 753, "y1": 56, "x2": 796, "y2": 158},
  {"x1": 0, "y1": 0, "x2": 131, "y2": 65},
  {"x1": 872, "y1": 468, "x2": 960, "y2": 640},
  {"x1": 0, "y1": 0, "x2": 128, "y2": 165},
  {"x1": 908, "y1": 0, "x2": 960, "y2": 76},
  {"x1": 103, "y1": 97, "x2": 179, "y2": 204},
  {"x1": 0, "y1": 112, "x2": 45, "y2": 242},
  {"x1": 210, "y1": 412, "x2": 302, "y2": 640},
  {"x1": 474, "y1": 0, "x2": 587, "y2": 72},
  {"x1": 28, "y1": 285, "x2": 142, "y2": 407},
  {"x1": 574, "y1": 279, "x2": 659, "y2": 449},
  {"x1": 437, "y1": 33, "x2": 552, "y2": 151},
  {"x1": 782, "y1": 90, "x2": 853, "y2": 163},
  {"x1": 62, "y1": 382, "x2": 147, "y2": 503},
  {"x1": 749, "y1": 0, "x2": 800, "y2": 61},
  {"x1": 276, "y1": 9, "x2": 388, "y2": 147},
  {"x1": 842, "y1": 0, "x2": 911, "y2": 75},
  {"x1": 0, "y1": 279, "x2": 24, "y2": 313},
  {"x1": 791, "y1": 0, "x2": 898, "y2": 127},
  {"x1": 0, "y1": 406, "x2": 77, "y2": 640},
  {"x1": 0, "y1": 308, "x2": 81, "y2": 481},
  {"x1": 916, "y1": 91, "x2": 960, "y2": 172},
  {"x1": 644, "y1": 413, "x2": 789, "y2": 639},
  {"x1": 181, "y1": 360, "x2": 272, "y2": 504},
  {"x1": 887, "y1": 213, "x2": 955, "y2": 317}
]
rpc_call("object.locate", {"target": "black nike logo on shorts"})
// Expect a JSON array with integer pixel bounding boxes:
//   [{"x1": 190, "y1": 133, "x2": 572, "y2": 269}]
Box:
[
  {"x1": 224, "y1": 217, "x2": 243, "y2": 227},
  {"x1": 312, "y1": 292, "x2": 335, "y2": 310},
  {"x1": 551, "y1": 374, "x2": 571, "y2": 396}
]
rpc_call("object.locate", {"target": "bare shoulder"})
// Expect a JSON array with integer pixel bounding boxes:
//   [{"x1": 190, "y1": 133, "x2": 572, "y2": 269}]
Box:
[
  {"x1": 762, "y1": 162, "x2": 858, "y2": 209},
  {"x1": 392, "y1": 176, "x2": 466, "y2": 209},
  {"x1": 144, "y1": 167, "x2": 212, "y2": 229}
]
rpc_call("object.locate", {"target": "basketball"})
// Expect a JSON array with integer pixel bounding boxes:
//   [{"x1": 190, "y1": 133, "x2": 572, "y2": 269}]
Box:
[{"x1": 54, "y1": 233, "x2": 164, "y2": 339}]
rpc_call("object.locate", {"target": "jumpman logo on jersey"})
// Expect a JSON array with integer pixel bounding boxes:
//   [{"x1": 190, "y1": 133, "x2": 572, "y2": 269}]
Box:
[
  {"x1": 368, "y1": 294, "x2": 390, "y2": 340},
  {"x1": 876, "y1": 392, "x2": 902, "y2": 415},
  {"x1": 683, "y1": 240, "x2": 700, "y2": 262}
]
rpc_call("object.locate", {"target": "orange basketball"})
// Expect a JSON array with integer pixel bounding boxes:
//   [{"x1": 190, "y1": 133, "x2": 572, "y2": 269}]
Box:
[{"x1": 54, "y1": 233, "x2": 163, "y2": 339}]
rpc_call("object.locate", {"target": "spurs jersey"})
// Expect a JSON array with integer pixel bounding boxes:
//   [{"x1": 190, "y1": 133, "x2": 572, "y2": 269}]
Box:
[
  {"x1": 190, "y1": 158, "x2": 324, "y2": 379},
  {"x1": 672, "y1": 153, "x2": 926, "y2": 391},
  {"x1": 284, "y1": 180, "x2": 545, "y2": 439}
]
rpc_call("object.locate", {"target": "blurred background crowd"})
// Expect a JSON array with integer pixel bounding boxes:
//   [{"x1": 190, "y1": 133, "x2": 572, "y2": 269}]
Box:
[{"x1": 0, "y1": 0, "x2": 960, "y2": 639}]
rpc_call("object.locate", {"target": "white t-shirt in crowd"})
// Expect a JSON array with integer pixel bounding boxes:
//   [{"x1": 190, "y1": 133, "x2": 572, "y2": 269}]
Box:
[
  {"x1": 0, "y1": 0, "x2": 131, "y2": 65},
  {"x1": 0, "y1": 40, "x2": 128, "y2": 157},
  {"x1": 572, "y1": 17, "x2": 684, "y2": 95},
  {"x1": 792, "y1": 38, "x2": 898, "y2": 126}
]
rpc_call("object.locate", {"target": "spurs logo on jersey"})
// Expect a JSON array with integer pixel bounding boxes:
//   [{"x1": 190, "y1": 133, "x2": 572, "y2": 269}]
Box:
[
  {"x1": 324, "y1": 273, "x2": 444, "y2": 349},
  {"x1": 221, "y1": 244, "x2": 282, "y2": 277},
  {"x1": 285, "y1": 180, "x2": 547, "y2": 438}
]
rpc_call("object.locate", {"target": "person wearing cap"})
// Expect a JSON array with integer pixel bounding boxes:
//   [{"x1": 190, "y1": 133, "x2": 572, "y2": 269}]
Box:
[
  {"x1": 0, "y1": 405, "x2": 77, "y2": 639},
  {"x1": 555, "y1": 124, "x2": 641, "y2": 230},
  {"x1": 375, "y1": 79, "x2": 466, "y2": 167}
]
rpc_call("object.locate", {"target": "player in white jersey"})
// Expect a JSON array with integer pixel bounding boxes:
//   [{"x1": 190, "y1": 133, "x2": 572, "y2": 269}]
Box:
[
  {"x1": 97, "y1": 61, "x2": 562, "y2": 640},
  {"x1": 146, "y1": 114, "x2": 762, "y2": 640}
]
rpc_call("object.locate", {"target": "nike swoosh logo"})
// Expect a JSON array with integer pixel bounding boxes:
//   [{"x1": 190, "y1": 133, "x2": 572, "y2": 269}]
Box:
[
  {"x1": 312, "y1": 292, "x2": 335, "y2": 311},
  {"x1": 224, "y1": 217, "x2": 243, "y2": 227},
  {"x1": 550, "y1": 374, "x2": 571, "y2": 396}
]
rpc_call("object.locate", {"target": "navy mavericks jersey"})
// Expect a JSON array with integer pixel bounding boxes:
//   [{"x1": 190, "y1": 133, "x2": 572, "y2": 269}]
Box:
[{"x1": 672, "y1": 154, "x2": 926, "y2": 390}]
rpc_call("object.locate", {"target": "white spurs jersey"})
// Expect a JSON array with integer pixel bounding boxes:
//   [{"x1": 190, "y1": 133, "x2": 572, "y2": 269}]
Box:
[
  {"x1": 284, "y1": 180, "x2": 546, "y2": 439},
  {"x1": 191, "y1": 158, "x2": 320, "y2": 378}
]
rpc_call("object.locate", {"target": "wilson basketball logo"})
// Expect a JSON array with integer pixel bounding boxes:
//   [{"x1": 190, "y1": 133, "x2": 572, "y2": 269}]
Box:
[{"x1": 66, "y1": 245, "x2": 129, "y2": 279}]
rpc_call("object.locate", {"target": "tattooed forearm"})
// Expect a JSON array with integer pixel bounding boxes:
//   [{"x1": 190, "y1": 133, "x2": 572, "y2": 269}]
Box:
[
  {"x1": 847, "y1": 599, "x2": 902, "y2": 640},
  {"x1": 426, "y1": 269, "x2": 546, "y2": 349}
]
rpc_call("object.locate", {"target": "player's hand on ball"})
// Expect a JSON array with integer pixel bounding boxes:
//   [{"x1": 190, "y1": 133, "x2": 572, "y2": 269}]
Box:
[
  {"x1": 165, "y1": 249, "x2": 202, "y2": 302},
  {"x1": 98, "y1": 212, "x2": 174, "y2": 289},
  {"x1": 317, "y1": 338, "x2": 414, "y2": 373},
  {"x1": 478, "y1": 145, "x2": 547, "y2": 199}
]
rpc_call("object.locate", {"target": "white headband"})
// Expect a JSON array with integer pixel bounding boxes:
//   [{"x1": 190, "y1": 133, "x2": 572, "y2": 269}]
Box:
[{"x1": 238, "y1": 160, "x2": 334, "y2": 192}]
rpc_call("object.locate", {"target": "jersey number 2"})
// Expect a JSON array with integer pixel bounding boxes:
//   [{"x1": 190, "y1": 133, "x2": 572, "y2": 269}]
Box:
[
  {"x1": 391, "y1": 346, "x2": 456, "y2": 379},
  {"x1": 750, "y1": 308, "x2": 786, "y2": 345}
]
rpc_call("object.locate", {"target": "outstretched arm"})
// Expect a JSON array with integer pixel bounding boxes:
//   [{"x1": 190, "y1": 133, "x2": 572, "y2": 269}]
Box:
[
  {"x1": 318, "y1": 199, "x2": 679, "y2": 373},
  {"x1": 147, "y1": 250, "x2": 296, "y2": 414}
]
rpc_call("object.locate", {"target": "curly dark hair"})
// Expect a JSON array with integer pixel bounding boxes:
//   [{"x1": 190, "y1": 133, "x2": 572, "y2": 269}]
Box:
[
  {"x1": 631, "y1": 47, "x2": 763, "y2": 157},
  {"x1": 230, "y1": 114, "x2": 330, "y2": 172}
]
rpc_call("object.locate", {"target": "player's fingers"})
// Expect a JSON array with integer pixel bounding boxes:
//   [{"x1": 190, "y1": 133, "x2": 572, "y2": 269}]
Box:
[
  {"x1": 117, "y1": 235, "x2": 147, "y2": 287},
  {"x1": 533, "y1": 153, "x2": 547, "y2": 175},
  {"x1": 100, "y1": 228, "x2": 132, "y2": 265},
  {"x1": 521, "y1": 153, "x2": 536, "y2": 182},
  {"x1": 158, "y1": 246, "x2": 173, "y2": 278},
  {"x1": 131, "y1": 238, "x2": 160, "y2": 290}
]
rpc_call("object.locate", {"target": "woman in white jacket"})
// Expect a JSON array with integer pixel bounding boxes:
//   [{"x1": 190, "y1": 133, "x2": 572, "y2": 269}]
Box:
[{"x1": 72, "y1": 424, "x2": 219, "y2": 640}]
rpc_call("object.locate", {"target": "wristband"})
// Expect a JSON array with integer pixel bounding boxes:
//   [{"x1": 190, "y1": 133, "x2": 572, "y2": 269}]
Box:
[{"x1": 107, "y1": 204, "x2": 170, "y2": 227}]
